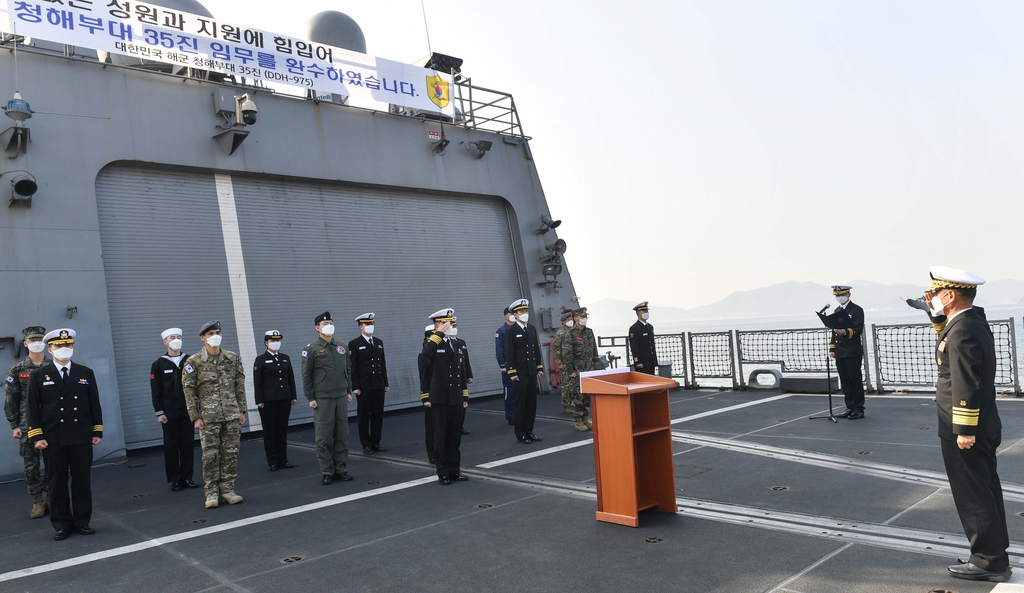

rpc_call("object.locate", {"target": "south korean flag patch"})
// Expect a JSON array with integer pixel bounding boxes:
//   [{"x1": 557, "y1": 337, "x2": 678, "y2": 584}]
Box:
[
  {"x1": 4, "y1": 375, "x2": 13, "y2": 384},
  {"x1": 185, "y1": 364, "x2": 195, "y2": 374}
]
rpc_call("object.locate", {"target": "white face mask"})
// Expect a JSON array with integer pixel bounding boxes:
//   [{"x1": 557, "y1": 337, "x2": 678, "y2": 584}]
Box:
[
  {"x1": 168, "y1": 339, "x2": 183, "y2": 351},
  {"x1": 53, "y1": 347, "x2": 74, "y2": 361},
  {"x1": 27, "y1": 341, "x2": 46, "y2": 354},
  {"x1": 363, "y1": 325, "x2": 375, "y2": 335},
  {"x1": 516, "y1": 313, "x2": 528, "y2": 324},
  {"x1": 205, "y1": 334, "x2": 223, "y2": 347},
  {"x1": 267, "y1": 341, "x2": 282, "y2": 352},
  {"x1": 579, "y1": 318, "x2": 588, "y2": 327},
  {"x1": 564, "y1": 320, "x2": 574, "y2": 328},
  {"x1": 320, "y1": 324, "x2": 335, "y2": 337},
  {"x1": 930, "y1": 294, "x2": 946, "y2": 315},
  {"x1": 836, "y1": 295, "x2": 849, "y2": 305},
  {"x1": 506, "y1": 316, "x2": 515, "y2": 324},
  {"x1": 445, "y1": 327, "x2": 458, "y2": 337},
  {"x1": 640, "y1": 312, "x2": 649, "y2": 320}
]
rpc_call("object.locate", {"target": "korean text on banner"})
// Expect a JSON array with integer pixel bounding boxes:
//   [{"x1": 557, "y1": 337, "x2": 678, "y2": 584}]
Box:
[{"x1": 2, "y1": 0, "x2": 455, "y2": 115}]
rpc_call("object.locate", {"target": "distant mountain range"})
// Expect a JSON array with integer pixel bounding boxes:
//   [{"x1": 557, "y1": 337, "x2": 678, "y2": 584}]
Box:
[{"x1": 585, "y1": 280, "x2": 1024, "y2": 326}]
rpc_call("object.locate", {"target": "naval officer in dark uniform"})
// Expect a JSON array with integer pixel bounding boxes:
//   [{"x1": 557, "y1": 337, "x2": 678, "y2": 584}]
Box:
[
  {"x1": 253, "y1": 330, "x2": 297, "y2": 471},
  {"x1": 926, "y1": 267, "x2": 1010, "y2": 582},
  {"x1": 151, "y1": 327, "x2": 198, "y2": 491},
  {"x1": 816, "y1": 285, "x2": 866, "y2": 419},
  {"x1": 26, "y1": 329, "x2": 103, "y2": 540},
  {"x1": 503, "y1": 299, "x2": 544, "y2": 444},
  {"x1": 349, "y1": 313, "x2": 389, "y2": 455},
  {"x1": 628, "y1": 301, "x2": 657, "y2": 375},
  {"x1": 419, "y1": 324, "x2": 437, "y2": 464},
  {"x1": 421, "y1": 308, "x2": 469, "y2": 485}
]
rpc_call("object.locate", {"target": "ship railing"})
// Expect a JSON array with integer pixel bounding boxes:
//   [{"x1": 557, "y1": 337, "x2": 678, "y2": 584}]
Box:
[{"x1": 598, "y1": 317, "x2": 1022, "y2": 395}]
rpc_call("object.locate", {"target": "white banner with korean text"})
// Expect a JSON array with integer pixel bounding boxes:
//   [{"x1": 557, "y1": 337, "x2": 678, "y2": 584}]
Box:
[{"x1": 2, "y1": 0, "x2": 455, "y2": 115}]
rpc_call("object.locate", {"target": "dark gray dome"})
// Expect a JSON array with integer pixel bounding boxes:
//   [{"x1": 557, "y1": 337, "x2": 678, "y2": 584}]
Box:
[
  {"x1": 144, "y1": 0, "x2": 213, "y2": 17},
  {"x1": 306, "y1": 11, "x2": 366, "y2": 54}
]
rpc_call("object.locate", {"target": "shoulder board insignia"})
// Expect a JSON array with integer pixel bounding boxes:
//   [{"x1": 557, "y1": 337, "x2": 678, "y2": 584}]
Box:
[
  {"x1": 4, "y1": 376, "x2": 13, "y2": 384},
  {"x1": 301, "y1": 350, "x2": 308, "y2": 357},
  {"x1": 185, "y1": 364, "x2": 195, "y2": 374},
  {"x1": 938, "y1": 339, "x2": 947, "y2": 352}
]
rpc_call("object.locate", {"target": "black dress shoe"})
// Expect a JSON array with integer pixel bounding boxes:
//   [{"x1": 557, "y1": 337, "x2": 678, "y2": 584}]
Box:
[
  {"x1": 363, "y1": 446, "x2": 375, "y2": 455},
  {"x1": 74, "y1": 526, "x2": 95, "y2": 535},
  {"x1": 438, "y1": 476, "x2": 451, "y2": 485},
  {"x1": 957, "y1": 558, "x2": 969, "y2": 564},
  {"x1": 321, "y1": 474, "x2": 334, "y2": 485},
  {"x1": 451, "y1": 473, "x2": 469, "y2": 481},
  {"x1": 948, "y1": 562, "x2": 1011, "y2": 582},
  {"x1": 269, "y1": 464, "x2": 279, "y2": 471},
  {"x1": 372, "y1": 445, "x2": 388, "y2": 453},
  {"x1": 182, "y1": 480, "x2": 200, "y2": 489},
  {"x1": 461, "y1": 427, "x2": 470, "y2": 435},
  {"x1": 54, "y1": 530, "x2": 69, "y2": 541},
  {"x1": 834, "y1": 409, "x2": 852, "y2": 418},
  {"x1": 280, "y1": 462, "x2": 298, "y2": 469},
  {"x1": 428, "y1": 456, "x2": 435, "y2": 464},
  {"x1": 334, "y1": 472, "x2": 354, "y2": 481},
  {"x1": 527, "y1": 434, "x2": 542, "y2": 442},
  {"x1": 848, "y1": 411, "x2": 865, "y2": 420},
  {"x1": 507, "y1": 420, "x2": 515, "y2": 426},
  {"x1": 171, "y1": 481, "x2": 183, "y2": 492},
  {"x1": 516, "y1": 434, "x2": 531, "y2": 444}
]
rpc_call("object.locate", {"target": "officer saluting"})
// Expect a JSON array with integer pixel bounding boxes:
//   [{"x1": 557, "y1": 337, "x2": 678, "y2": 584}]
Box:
[
  {"x1": 816, "y1": 285, "x2": 866, "y2": 419},
  {"x1": 349, "y1": 313, "x2": 389, "y2": 455},
  {"x1": 503, "y1": 299, "x2": 544, "y2": 444},
  {"x1": 628, "y1": 301, "x2": 656, "y2": 375},
  {"x1": 422, "y1": 309, "x2": 469, "y2": 485},
  {"x1": 26, "y1": 329, "x2": 103, "y2": 541},
  {"x1": 253, "y1": 331, "x2": 297, "y2": 472},
  {"x1": 926, "y1": 267, "x2": 1010, "y2": 582}
]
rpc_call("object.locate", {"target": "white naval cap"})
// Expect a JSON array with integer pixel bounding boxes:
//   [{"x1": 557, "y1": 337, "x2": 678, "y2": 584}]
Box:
[
  {"x1": 161, "y1": 327, "x2": 183, "y2": 340},
  {"x1": 831, "y1": 285, "x2": 852, "y2": 295},
  {"x1": 44, "y1": 328, "x2": 76, "y2": 344},
  {"x1": 424, "y1": 324, "x2": 436, "y2": 333},
  {"x1": 929, "y1": 266, "x2": 987, "y2": 290},
  {"x1": 264, "y1": 330, "x2": 283, "y2": 340},
  {"x1": 509, "y1": 299, "x2": 529, "y2": 312},
  {"x1": 355, "y1": 313, "x2": 375, "y2": 324},
  {"x1": 633, "y1": 301, "x2": 649, "y2": 311},
  {"x1": 429, "y1": 308, "x2": 455, "y2": 321}
]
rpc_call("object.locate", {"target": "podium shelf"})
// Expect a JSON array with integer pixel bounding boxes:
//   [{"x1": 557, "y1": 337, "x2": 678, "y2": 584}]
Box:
[
  {"x1": 632, "y1": 426, "x2": 669, "y2": 437},
  {"x1": 637, "y1": 499, "x2": 659, "y2": 512}
]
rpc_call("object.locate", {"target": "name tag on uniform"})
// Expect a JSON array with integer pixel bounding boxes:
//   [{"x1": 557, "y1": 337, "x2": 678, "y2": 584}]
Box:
[
  {"x1": 358, "y1": 346, "x2": 366, "y2": 350},
  {"x1": 43, "y1": 381, "x2": 55, "y2": 386},
  {"x1": 265, "y1": 359, "x2": 274, "y2": 363},
  {"x1": 164, "y1": 369, "x2": 174, "y2": 374},
  {"x1": 642, "y1": 333, "x2": 649, "y2": 336},
  {"x1": 437, "y1": 349, "x2": 446, "y2": 353},
  {"x1": 515, "y1": 333, "x2": 523, "y2": 339}
]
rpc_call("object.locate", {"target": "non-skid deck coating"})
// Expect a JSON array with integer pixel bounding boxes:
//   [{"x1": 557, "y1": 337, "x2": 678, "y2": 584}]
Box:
[{"x1": 2, "y1": 389, "x2": 1024, "y2": 593}]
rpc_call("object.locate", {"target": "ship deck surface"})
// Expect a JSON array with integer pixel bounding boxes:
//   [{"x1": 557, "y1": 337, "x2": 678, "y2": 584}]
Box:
[{"x1": 3, "y1": 389, "x2": 1024, "y2": 592}]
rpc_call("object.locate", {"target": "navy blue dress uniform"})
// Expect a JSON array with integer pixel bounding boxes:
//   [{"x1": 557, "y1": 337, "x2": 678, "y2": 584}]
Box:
[
  {"x1": 150, "y1": 327, "x2": 196, "y2": 490},
  {"x1": 927, "y1": 267, "x2": 1010, "y2": 581},
  {"x1": 348, "y1": 313, "x2": 389, "y2": 454},
  {"x1": 26, "y1": 329, "x2": 103, "y2": 540},
  {"x1": 419, "y1": 324, "x2": 436, "y2": 463},
  {"x1": 253, "y1": 330, "x2": 297, "y2": 471},
  {"x1": 452, "y1": 317, "x2": 473, "y2": 435},
  {"x1": 816, "y1": 286, "x2": 866, "y2": 418},
  {"x1": 421, "y1": 309, "x2": 469, "y2": 484},
  {"x1": 628, "y1": 301, "x2": 657, "y2": 375},
  {"x1": 503, "y1": 299, "x2": 544, "y2": 443},
  {"x1": 494, "y1": 307, "x2": 516, "y2": 425}
]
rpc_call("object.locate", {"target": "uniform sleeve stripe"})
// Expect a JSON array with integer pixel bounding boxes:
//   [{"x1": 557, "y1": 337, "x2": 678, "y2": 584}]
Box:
[
  {"x1": 951, "y1": 408, "x2": 979, "y2": 415},
  {"x1": 27, "y1": 428, "x2": 42, "y2": 438},
  {"x1": 462, "y1": 390, "x2": 469, "y2": 397},
  {"x1": 420, "y1": 393, "x2": 429, "y2": 399},
  {"x1": 92, "y1": 425, "x2": 103, "y2": 432},
  {"x1": 952, "y1": 415, "x2": 979, "y2": 426},
  {"x1": 428, "y1": 335, "x2": 442, "y2": 345}
]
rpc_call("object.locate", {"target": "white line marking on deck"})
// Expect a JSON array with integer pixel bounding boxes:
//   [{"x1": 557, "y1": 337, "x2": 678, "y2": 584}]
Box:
[
  {"x1": 477, "y1": 394, "x2": 793, "y2": 469},
  {"x1": 0, "y1": 476, "x2": 437, "y2": 584}
]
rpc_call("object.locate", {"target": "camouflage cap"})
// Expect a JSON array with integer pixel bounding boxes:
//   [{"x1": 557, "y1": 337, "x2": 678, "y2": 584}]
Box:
[
  {"x1": 22, "y1": 326, "x2": 45, "y2": 339},
  {"x1": 574, "y1": 307, "x2": 588, "y2": 317}
]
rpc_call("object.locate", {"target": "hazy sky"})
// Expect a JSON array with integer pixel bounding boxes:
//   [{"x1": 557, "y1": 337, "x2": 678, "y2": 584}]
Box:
[{"x1": 202, "y1": 0, "x2": 1024, "y2": 309}]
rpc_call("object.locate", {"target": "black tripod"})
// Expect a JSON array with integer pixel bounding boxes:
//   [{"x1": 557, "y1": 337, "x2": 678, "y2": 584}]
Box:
[{"x1": 809, "y1": 310, "x2": 838, "y2": 423}]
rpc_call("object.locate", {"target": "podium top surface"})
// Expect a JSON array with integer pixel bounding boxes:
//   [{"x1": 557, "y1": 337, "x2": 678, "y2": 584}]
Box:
[{"x1": 581, "y1": 369, "x2": 676, "y2": 395}]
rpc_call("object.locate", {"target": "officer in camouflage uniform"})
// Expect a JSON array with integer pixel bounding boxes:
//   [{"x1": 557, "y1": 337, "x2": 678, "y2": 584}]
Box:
[
  {"x1": 572, "y1": 307, "x2": 598, "y2": 430},
  {"x1": 182, "y1": 321, "x2": 247, "y2": 509},
  {"x1": 5, "y1": 326, "x2": 50, "y2": 518},
  {"x1": 551, "y1": 307, "x2": 575, "y2": 414}
]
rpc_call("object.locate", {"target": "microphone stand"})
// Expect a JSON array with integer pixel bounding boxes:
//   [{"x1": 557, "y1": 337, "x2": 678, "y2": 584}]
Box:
[{"x1": 809, "y1": 306, "x2": 838, "y2": 423}]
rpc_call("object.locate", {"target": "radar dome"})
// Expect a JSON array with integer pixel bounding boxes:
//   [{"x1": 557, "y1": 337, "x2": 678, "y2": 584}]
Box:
[{"x1": 307, "y1": 11, "x2": 366, "y2": 54}]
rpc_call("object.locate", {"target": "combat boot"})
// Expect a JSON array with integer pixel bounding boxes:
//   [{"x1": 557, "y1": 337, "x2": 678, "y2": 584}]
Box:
[
  {"x1": 563, "y1": 406, "x2": 572, "y2": 414},
  {"x1": 219, "y1": 491, "x2": 243, "y2": 505},
  {"x1": 204, "y1": 493, "x2": 219, "y2": 509},
  {"x1": 574, "y1": 418, "x2": 589, "y2": 432},
  {"x1": 582, "y1": 416, "x2": 592, "y2": 430},
  {"x1": 29, "y1": 493, "x2": 46, "y2": 519}
]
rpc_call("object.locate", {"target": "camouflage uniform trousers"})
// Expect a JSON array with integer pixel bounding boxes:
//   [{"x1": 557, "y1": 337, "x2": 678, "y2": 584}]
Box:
[
  {"x1": 199, "y1": 421, "x2": 240, "y2": 497},
  {"x1": 563, "y1": 371, "x2": 590, "y2": 419},
  {"x1": 19, "y1": 437, "x2": 46, "y2": 497}
]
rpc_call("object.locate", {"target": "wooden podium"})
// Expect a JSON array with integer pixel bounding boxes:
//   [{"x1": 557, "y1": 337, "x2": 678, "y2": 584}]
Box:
[{"x1": 582, "y1": 369, "x2": 678, "y2": 527}]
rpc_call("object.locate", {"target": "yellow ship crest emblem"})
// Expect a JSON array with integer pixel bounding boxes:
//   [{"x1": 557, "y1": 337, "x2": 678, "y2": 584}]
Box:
[{"x1": 427, "y1": 74, "x2": 450, "y2": 109}]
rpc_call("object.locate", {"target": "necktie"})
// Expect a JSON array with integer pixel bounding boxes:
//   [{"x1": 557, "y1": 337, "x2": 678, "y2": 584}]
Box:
[
  {"x1": 61, "y1": 368, "x2": 68, "y2": 382},
  {"x1": 369, "y1": 338, "x2": 373, "y2": 348}
]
